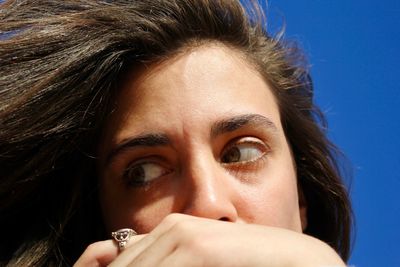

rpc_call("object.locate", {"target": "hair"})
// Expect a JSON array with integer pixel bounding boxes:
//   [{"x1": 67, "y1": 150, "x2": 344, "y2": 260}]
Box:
[{"x1": 0, "y1": 0, "x2": 352, "y2": 265}]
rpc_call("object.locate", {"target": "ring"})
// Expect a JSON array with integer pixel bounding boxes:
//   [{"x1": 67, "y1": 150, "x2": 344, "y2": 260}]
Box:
[{"x1": 111, "y1": 228, "x2": 137, "y2": 251}]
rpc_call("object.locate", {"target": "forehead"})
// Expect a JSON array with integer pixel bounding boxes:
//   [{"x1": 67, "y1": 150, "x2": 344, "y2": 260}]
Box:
[{"x1": 101, "y1": 43, "x2": 282, "y2": 149}]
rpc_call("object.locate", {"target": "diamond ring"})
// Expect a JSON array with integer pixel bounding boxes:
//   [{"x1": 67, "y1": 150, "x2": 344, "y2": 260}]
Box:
[{"x1": 111, "y1": 228, "x2": 137, "y2": 251}]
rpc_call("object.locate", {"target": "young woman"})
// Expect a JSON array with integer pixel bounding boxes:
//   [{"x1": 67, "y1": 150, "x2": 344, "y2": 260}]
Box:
[{"x1": 0, "y1": 0, "x2": 352, "y2": 266}]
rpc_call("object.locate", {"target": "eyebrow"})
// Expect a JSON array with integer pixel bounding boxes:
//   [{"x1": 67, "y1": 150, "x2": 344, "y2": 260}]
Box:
[
  {"x1": 105, "y1": 133, "x2": 170, "y2": 165},
  {"x1": 210, "y1": 113, "x2": 278, "y2": 138},
  {"x1": 105, "y1": 114, "x2": 277, "y2": 166}
]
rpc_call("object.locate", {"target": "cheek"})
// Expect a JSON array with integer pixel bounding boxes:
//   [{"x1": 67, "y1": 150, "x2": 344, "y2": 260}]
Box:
[
  {"x1": 99, "y1": 178, "x2": 176, "y2": 233},
  {"x1": 238, "y1": 161, "x2": 301, "y2": 231},
  {"x1": 128, "y1": 195, "x2": 176, "y2": 233}
]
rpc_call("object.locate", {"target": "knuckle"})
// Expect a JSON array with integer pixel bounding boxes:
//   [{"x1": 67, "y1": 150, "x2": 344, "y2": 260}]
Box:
[
  {"x1": 84, "y1": 242, "x2": 100, "y2": 254},
  {"x1": 83, "y1": 240, "x2": 107, "y2": 256},
  {"x1": 172, "y1": 219, "x2": 193, "y2": 234},
  {"x1": 162, "y1": 213, "x2": 184, "y2": 225}
]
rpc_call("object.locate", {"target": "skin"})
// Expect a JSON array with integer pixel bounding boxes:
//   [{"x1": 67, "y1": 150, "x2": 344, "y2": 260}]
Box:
[{"x1": 75, "y1": 43, "x2": 345, "y2": 266}]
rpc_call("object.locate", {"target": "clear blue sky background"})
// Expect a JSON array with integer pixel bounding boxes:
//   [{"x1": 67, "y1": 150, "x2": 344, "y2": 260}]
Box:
[{"x1": 263, "y1": 1, "x2": 400, "y2": 266}]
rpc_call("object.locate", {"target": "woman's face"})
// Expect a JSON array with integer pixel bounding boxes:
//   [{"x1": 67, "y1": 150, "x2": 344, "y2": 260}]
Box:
[{"x1": 98, "y1": 44, "x2": 307, "y2": 234}]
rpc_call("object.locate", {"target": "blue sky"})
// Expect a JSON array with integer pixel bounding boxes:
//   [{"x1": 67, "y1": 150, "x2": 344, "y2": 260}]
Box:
[{"x1": 265, "y1": 1, "x2": 400, "y2": 266}]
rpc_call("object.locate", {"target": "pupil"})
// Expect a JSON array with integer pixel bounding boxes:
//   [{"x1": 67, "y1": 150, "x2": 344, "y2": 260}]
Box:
[
  {"x1": 223, "y1": 147, "x2": 241, "y2": 163},
  {"x1": 128, "y1": 165, "x2": 145, "y2": 184}
]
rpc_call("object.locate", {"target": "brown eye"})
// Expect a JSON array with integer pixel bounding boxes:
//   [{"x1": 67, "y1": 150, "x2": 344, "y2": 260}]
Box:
[
  {"x1": 124, "y1": 162, "x2": 171, "y2": 186},
  {"x1": 221, "y1": 146, "x2": 241, "y2": 163},
  {"x1": 221, "y1": 140, "x2": 266, "y2": 164}
]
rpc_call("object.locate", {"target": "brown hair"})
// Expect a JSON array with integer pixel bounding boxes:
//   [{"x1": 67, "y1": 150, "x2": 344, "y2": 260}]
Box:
[{"x1": 0, "y1": 0, "x2": 352, "y2": 265}]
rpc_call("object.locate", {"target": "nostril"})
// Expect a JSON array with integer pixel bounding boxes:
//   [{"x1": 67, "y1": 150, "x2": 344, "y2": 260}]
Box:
[{"x1": 219, "y1": 217, "x2": 230, "y2": 221}]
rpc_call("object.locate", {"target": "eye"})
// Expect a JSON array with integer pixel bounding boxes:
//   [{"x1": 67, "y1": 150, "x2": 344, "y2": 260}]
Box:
[
  {"x1": 221, "y1": 137, "x2": 267, "y2": 164},
  {"x1": 123, "y1": 161, "x2": 171, "y2": 187}
]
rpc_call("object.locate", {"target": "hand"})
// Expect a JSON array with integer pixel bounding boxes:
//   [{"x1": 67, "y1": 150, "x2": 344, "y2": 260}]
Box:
[{"x1": 74, "y1": 213, "x2": 345, "y2": 267}]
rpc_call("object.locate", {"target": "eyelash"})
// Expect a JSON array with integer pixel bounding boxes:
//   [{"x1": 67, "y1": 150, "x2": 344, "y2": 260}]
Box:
[
  {"x1": 122, "y1": 156, "x2": 171, "y2": 188},
  {"x1": 121, "y1": 137, "x2": 271, "y2": 187},
  {"x1": 220, "y1": 137, "x2": 270, "y2": 171}
]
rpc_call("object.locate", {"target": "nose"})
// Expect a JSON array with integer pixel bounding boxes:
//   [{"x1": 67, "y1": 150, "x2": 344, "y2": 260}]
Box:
[{"x1": 180, "y1": 157, "x2": 238, "y2": 222}]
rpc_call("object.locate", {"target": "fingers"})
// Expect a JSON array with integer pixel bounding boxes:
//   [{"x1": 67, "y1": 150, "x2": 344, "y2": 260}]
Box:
[
  {"x1": 75, "y1": 214, "x2": 346, "y2": 267},
  {"x1": 124, "y1": 228, "x2": 177, "y2": 267},
  {"x1": 109, "y1": 213, "x2": 196, "y2": 267},
  {"x1": 74, "y1": 235, "x2": 145, "y2": 267},
  {"x1": 75, "y1": 214, "x2": 201, "y2": 267},
  {"x1": 73, "y1": 240, "x2": 117, "y2": 267}
]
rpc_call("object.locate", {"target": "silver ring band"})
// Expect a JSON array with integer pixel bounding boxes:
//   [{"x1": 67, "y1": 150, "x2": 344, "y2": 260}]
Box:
[{"x1": 111, "y1": 228, "x2": 137, "y2": 251}]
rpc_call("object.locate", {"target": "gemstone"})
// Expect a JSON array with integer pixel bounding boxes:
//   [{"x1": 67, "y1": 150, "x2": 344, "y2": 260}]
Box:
[{"x1": 113, "y1": 229, "x2": 131, "y2": 241}]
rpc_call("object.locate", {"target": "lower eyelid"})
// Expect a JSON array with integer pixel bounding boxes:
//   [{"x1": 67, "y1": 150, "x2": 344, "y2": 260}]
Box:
[
  {"x1": 222, "y1": 150, "x2": 268, "y2": 168},
  {"x1": 223, "y1": 155, "x2": 269, "y2": 180},
  {"x1": 122, "y1": 164, "x2": 173, "y2": 188}
]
